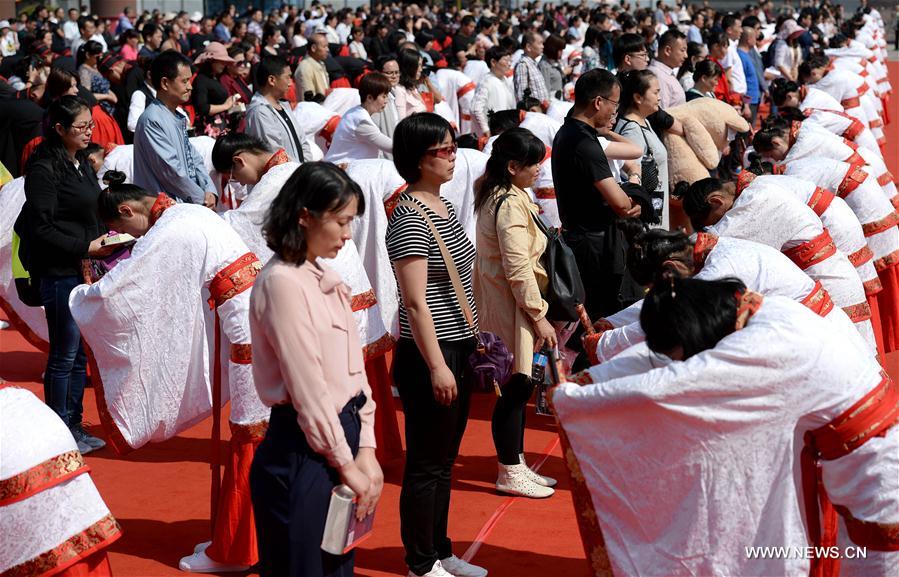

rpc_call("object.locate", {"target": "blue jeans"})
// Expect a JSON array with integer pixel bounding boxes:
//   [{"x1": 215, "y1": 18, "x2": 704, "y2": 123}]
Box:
[{"x1": 40, "y1": 275, "x2": 87, "y2": 428}]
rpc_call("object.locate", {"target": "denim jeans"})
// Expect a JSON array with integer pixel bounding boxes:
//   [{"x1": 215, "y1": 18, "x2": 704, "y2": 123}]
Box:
[{"x1": 40, "y1": 275, "x2": 87, "y2": 428}]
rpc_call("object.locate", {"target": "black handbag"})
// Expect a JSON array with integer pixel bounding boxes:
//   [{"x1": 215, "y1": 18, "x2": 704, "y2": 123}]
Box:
[{"x1": 496, "y1": 194, "x2": 586, "y2": 322}]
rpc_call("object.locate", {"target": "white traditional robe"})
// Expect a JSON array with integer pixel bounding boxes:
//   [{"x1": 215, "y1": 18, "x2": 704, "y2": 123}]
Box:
[
  {"x1": 432, "y1": 68, "x2": 476, "y2": 133},
  {"x1": 593, "y1": 235, "x2": 868, "y2": 362},
  {"x1": 519, "y1": 111, "x2": 562, "y2": 149},
  {"x1": 708, "y1": 178, "x2": 868, "y2": 323},
  {"x1": 555, "y1": 296, "x2": 899, "y2": 577},
  {"x1": 322, "y1": 87, "x2": 361, "y2": 116},
  {"x1": 797, "y1": 85, "x2": 843, "y2": 112},
  {"x1": 809, "y1": 68, "x2": 881, "y2": 142},
  {"x1": 344, "y1": 158, "x2": 405, "y2": 340},
  {"x1": 780, "y1": 159, "x2": 899, "y2": 274},
  {"x1": 293, "y1": 100, "x2": 340, "y2": 160},
  {"x1": 70, "y1": 203, "x2": 269, "y2": 450},
  {"x1": 0, "y1": 385, "x2": 122, "y2": 576},
  {"x1": 441, "y1": 147, "x2": 488, "y2": 243},
  {"x1": 803, "y1": 107, "x2": 881, "y2": 155},
  {"x1": 0, "y1": 177, "x2": 48, "y2": 348}
]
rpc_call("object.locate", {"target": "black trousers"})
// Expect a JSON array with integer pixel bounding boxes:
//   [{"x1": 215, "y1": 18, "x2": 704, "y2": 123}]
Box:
[
  {"x1": 250, "y1": 396, "x2": 364, "y2": 577},
  {"x1": 395, "y1": 337, "x2": 476, "y2": 576},
  {"x1": 563, "y1": 225, "x2": 627, "y2": 321},
  {"x1": 492, "y1": 373, "x2": 535, "y2": 465}
]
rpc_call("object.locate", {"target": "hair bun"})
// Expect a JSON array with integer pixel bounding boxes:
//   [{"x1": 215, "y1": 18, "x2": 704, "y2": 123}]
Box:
[
  {"x1": 104, "y1": 170, "x2": 127, "y2": 187},
  {"x1": 617, "y1": 217, "x2": 647, "y2": 244},
  {"x1": 671, "y1": 180, "x2": 690, "y2": 200}
]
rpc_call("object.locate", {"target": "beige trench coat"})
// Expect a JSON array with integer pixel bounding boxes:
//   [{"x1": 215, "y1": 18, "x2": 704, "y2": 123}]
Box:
[{"x1": 473, "y1": 185, "x2": 549, "y2": 376}]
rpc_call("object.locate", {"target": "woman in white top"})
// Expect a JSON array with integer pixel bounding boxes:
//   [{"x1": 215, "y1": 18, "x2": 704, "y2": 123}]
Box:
[
  {"x1": 325, "y1": 73, "x2": 393, "y2": 164},
  {"x1": 348, "y1": 26, "x2": 367, "y2": 60},
  {"x1": 471, "y1": 46, "x2": 516, "y2": 138}
]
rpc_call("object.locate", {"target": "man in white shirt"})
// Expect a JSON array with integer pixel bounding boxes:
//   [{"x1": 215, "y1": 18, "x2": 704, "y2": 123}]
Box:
[
  {"x1": 647, "y1": 29, "x2": 687, "y2": 109},
  {"x1": 70, "y1": 17, "x2": 107, "y2": 56},
  {"x1": 720, "y1": 13, "x2": 748, "y2": 112},
  {"x1": 62, "y1": 8, "x2": 80, "y2": 47},
  {"x1": 472, "y1": 46, "x2": 516, "y2": 137}
]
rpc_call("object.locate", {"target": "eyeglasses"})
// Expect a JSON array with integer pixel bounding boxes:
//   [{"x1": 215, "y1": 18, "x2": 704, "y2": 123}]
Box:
[
  {"x1": 69, "y1": 120, "x2": 95, "y2": 133},
  {"x1": 424, "y1": 143, "x2": 457, "y2": 159},
  {"x1": 383, "y1": 70, "x2": 400, "y2": 76},
  {"x1": 629, "y1": 51, "x2": 649, "y2": 60},
  {"x1": 595, "y1": 94, "x2": 619, "y2": 106}
]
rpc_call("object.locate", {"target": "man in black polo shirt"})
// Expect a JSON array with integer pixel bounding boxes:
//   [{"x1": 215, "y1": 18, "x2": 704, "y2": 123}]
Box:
[{"x1": 552, "y1": 69, "x2": 642, "y2": 319}]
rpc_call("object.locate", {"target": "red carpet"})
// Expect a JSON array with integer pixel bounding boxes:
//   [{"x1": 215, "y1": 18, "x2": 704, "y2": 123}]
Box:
[
  {"x1": 0, "y1": 314, "x2": 587, "y2": 577},
  {"x1": 3, "y1": 62, "x2": 897, "y2": 577}
]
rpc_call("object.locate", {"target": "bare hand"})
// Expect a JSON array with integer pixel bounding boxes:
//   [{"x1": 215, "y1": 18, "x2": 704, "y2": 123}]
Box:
[
  {"x1": 337, "y1": 463, "x2": 375, "y2": 521},
  {"x1": 224, "y1": 95, "x2": 235, "y2": 109},
  {"x1": 104, "y1": 91, "x2": 118, "y2": 104},
  {"x1": 87, "y1": 234, "x2": 116, "y2": 258},
  {"x1": 624, "y1": 204, "x2": 642, "y2": 218},
  {"x1": 533, "y1": 317, "x2": 558, "y2": 351},
  {"x1": 204, "y1": 192, "x2": 217, "y2": 209},
  {"x1": 430, "y1": 364, "x2": 457, "y2": 406},
  {"x1": 354, "y1": 448, "x2": 383, "y2": 517}
]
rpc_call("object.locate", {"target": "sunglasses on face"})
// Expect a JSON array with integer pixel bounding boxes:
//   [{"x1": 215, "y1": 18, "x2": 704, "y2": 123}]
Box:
[{"x1": 424, "y1": 143, "x2": 457, "y2": 159}]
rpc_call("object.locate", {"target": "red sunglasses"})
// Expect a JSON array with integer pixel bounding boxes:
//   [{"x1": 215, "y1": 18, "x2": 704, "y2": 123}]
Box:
[{"x1": 424, "y1": 143, "x2": 458, "y2": 159}]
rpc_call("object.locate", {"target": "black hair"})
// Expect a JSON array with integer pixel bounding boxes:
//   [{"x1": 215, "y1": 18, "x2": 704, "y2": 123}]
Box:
[
  {"x1": 397, "y1": 48, "x2": 421, "y2": 90},
  {"x1": 27, "y1": 95, "x2": 91, "y2": 176},
  {"x1": 142, "y1": 22, "x2": 159, "y2": 42},
  {"x1": 98, "y1": 170, "x2": 158, "y2": 223},
  {"x1": 657, "y1": 28, "x2": 685, "y2": 51},
  {"x1": 641, "y1": 276, "x2": 745, "y2": 359},
  {"x1": 475, "y1": 128, "x2": 545, "y2": 211},
  {"x1": 150, "y1": 50, "x2": 192, "y2": 90},
  {"x1": 705, "y1": 30, "x2": 727, "y2": 49},
  {"x1": 487, "y1": 109, "x2": 522, "y2": 135},
  {"x1": 722, "y1": 12, "x2": 741, "y2": 31},
  {"x1": 777, "y1": 106, "x2": 807, "y2": 123},
  {"x1": 742, "y1": 15, "x2": 760, "y2": 28},
  {"x1": 517, "y1": 96, "x2": 542, "y2": 111},
  {"x1": 84, "y1": 142, "x2": 104, "y2": 156},
  {"x1": 798, "y1": 53, "x2": 829, "y2": 83},
  {"x1": 612, "y1": 32, "x2": 645, "y2": 68},
  {"x1": 485, "y1": 46, "x2": 509, "y2": 69},
  {"x1": 392, "y1": 112, "x2": 454, "y2": 184},
  {"x1": 768, "y1": 77, "x2": 800, "y2": 106},
  {"x1": 263, "y1": 162, "x2": 365, "y2": 265},
  {"x1": 671, "y1": 177, "x2": 724, "y2": 231},
  {"x1": 827, "y1": 33, "x2": 849, "y2": 49},
  {"x1": 618, "y1": 69, "x2": 656, "y2": 113},
  {"x1": 574, "y1": 68, "x2": 619, "y2": 108},
  {"x1": 211, "y1": 132, "x2": 271, "y2": 172},
  {"x1": 692, "y1": 59, "x2": 723, "y2": 83},
  {"x1": 374, "y1": 53, "x2": 398, "y2": 72},
  {"x1": 255, "y1": 54, "x2": 289, "y2": 87},
  {"x1": 619, "y1": 218, "x2": 692, "y2": 286},
  {"x1": 76, "y1": 39, "x2": 103, "y2": 67},
  {"x1": 676, "y1": 41, "x2": 705, "y2": 79}
]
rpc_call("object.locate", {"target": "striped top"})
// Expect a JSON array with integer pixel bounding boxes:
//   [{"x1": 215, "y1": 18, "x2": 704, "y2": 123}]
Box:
[{"x1": 386, "y1": 193, "x2": 478, "y2": 341}]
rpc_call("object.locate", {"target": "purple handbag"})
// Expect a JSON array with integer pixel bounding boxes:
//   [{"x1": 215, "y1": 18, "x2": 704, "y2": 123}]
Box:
[{"x1": 396, "y1": 200, "x2": 514, "y2": 395}]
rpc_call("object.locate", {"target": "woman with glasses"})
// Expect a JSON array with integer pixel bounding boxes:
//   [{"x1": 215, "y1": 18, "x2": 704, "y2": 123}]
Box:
[
  {"x1": 371, "y1": 55, "x2": 401, "y2": 144},
  {"x1": 386, "y1": 113, "x2": 487, "y2": 577},
  {"x1": 221, "y1": 42, "x2": 254, "y2": 104},
  {"x1": 20, "y1": 95, "x2": 113, "y2": 454}
]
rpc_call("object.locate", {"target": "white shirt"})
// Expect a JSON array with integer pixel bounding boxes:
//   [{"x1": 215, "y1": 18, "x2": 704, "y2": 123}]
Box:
[
  {"x1": 725, "y1": 39, "x2": 747, "y2": 95},
  {"x1": 324, "y1": 105, "x2": 393, "y2": 163},
  {"x1": 470, "y1": 72, "x2": 516, "y2": 136},
  {"x1": 127, "y1": 83, "x2": 156, "y2": 133},
  {"x1": 63, "y1": 20, "x2": 79, "y2": 46}
]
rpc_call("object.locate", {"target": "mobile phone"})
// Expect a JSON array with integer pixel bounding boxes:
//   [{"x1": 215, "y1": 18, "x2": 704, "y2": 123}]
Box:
[{"x1": 101, "y1": 233, "x2": 137, "y2": 247}]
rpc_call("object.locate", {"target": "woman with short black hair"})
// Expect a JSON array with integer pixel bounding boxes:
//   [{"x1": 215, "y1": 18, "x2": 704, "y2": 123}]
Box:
[
  {"x1": 386, "y1": 113, "x2": 487, "y2": 577},
  {"x1": 250, "y1": 162, "x2": 382, "y2": 577}
]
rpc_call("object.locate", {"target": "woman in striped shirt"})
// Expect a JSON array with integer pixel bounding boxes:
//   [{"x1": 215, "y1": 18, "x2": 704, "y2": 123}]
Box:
[{"x1": 386, "y1": 113, "x2": 486, "y2": 577}]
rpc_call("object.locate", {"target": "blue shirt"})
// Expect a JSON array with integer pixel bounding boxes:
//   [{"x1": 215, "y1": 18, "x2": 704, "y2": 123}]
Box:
[
  {"x1": 214, "y1": 23, "x2": 231, "y2": 43},
  {"x1": 737, "y1": 49, "x2": 760, "y2": 105},
  {"x1": 133, "y1": 99, "x2": 214, "y2": 204}
]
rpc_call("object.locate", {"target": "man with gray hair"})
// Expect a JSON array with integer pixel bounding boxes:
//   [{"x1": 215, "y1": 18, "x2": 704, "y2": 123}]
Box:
[{"x1": 513, "y1": 31, "x2": 550, "y2": 105}]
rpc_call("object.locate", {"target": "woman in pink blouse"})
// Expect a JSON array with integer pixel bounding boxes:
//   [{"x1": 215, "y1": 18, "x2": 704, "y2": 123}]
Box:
[
  {"x1": 393, "y1": 48, "x2": 428, "y2": 117},
  {"x1": 249, "y1": 162, "x2": 383, "y2": 577}
]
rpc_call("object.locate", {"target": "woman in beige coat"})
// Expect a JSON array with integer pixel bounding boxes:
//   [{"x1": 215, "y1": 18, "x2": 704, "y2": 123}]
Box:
[{"x1": 474, "y1": 128, "x2": 558, "y2": 499}]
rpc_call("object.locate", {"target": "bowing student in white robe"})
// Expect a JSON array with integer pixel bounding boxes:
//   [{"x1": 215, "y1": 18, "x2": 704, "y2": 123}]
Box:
[
  {"x1": 587, "y1": 222, "x2": 867, "y2": 364},
  {"x1": 69, "y1": 173, "x2": 270, "y2": 573},
  {"x1": 777, "y1": 105, "x2": 881, "y2": 157},
  {"x1": 554, "y1": 277, "x2": 899, "y2": 577},
  {"x1": 752, "y1": 118, "x2": 897, "y2": 205},
  {"x1": 675, "y1": 175, "x2": 872, "y2": 340},
  {"x1": 0, "y1": 384, "x2": 122, "y2": 577}
]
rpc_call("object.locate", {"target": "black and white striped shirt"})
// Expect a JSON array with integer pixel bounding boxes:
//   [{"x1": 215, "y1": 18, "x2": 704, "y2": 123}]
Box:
[{"x1": 386, "y1": 193, "x2": 478, "y2": 341}]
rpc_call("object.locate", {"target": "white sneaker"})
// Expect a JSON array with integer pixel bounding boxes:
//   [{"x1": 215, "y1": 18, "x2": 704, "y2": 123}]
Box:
[
  {"x1": 178, "y1": 549, "x2": 248, "y2": 573},
  {"x1": 519, "y1": 453, "x2": 557, "y2": 488},
  {"x1": 408, "y1": 559, "x2": 456, "y2": 577},
  {"x1": 193, "y1": 541, "x2": 212, "y2": 554},
  {"x1": 440, "y1": 555, "x2": 487, "y2": 577},
  {"x1": 496, "y1": 463, "x2": 554, "y2": 498}
]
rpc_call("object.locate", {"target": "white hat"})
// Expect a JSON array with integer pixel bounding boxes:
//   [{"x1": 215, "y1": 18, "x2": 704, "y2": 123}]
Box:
[
  {"x1": 0, "y1": 20, "x2": 11, "y2": 30},
  {"x1": 190, "y1": 11, "x2": 203, "y2": 22}
]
